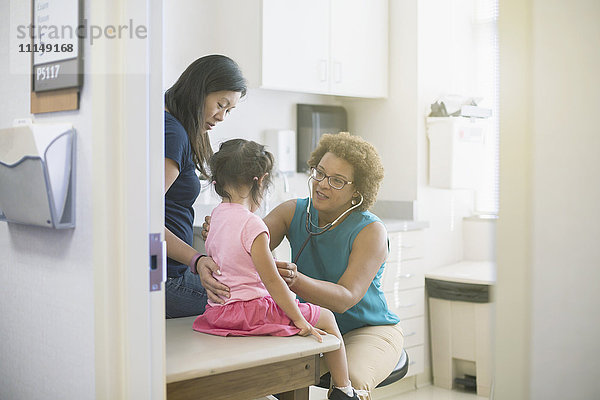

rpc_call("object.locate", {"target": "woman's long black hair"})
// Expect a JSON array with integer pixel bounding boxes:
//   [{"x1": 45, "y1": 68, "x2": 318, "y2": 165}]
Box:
[{"x1": 165, "y1": 55, "x2": 247, "y2": 179}]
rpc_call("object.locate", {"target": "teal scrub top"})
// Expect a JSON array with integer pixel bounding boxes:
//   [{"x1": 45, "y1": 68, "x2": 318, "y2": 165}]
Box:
[{"x1": 288, "y1": 198, "x2": 400, "y2": 334}]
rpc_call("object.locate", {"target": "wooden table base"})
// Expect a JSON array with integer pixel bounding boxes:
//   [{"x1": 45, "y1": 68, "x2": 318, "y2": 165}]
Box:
[{"x1": 167, "y1": 354, "x2": 319, "y2": 400}]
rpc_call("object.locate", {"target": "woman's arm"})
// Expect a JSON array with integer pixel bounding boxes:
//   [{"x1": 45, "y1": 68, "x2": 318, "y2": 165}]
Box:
[
  {"x1": 251, "y1": 232, "x2": 322, "y2": 341},
  {"x1": 262, "y1": 199, "x2": 301, "y2": 283},
  {"x1": 165, "y1": 158, "x2": 230, "y2": 302},
  {"x1": 289, "y1": 221, "x2": 388, "y2": 314},
  {"x1": 164, "y1": 158, "x2": 199, "y2": 267},
  {"x1": 262, "y1": 199, "x2": 296, "y2": 251}
]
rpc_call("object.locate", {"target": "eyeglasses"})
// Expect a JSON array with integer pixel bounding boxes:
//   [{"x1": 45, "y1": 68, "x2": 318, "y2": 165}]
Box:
[{"x1": 310, "y1": 167, "x2": 353, "y2": 190}]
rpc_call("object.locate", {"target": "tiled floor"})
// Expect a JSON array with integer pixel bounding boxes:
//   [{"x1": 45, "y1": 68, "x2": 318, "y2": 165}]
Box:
[
  {"x1": 373, "y1": 385, "x2": 488, "y2": 400},
  {"x1": 308, "y1": 384, "x2": 488, "y2": 400},
  {"x1": 257, "y1": 383, "x2": 489, "y2": 400}
]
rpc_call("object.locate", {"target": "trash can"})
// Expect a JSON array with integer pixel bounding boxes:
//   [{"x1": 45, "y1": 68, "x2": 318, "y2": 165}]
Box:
[{"x1": 425, "y1": 261, "x2": 495, "y2": 397}]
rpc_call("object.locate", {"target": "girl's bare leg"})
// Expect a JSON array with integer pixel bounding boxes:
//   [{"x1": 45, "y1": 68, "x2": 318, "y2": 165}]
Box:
[{"x1": 315, "y1": 308, "x2": 351, "y2": 388}]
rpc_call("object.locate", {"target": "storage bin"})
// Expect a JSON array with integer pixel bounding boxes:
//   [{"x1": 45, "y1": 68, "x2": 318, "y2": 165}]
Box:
[{"x1": 427, "y1": 117, "x2": 488, "y2": 189}]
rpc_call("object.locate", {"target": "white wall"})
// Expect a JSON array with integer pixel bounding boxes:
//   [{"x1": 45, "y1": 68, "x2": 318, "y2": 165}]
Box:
[
  {"x1": 496, "y1": 0, "x2": 600, "y2": 399},
  {"x1": 341, "y1": 0, "x2": 419, "y2": 202},
  {"x1": 416, "y1": 0, "x2": 481, "y2": 269},
  {"x1": 341, "y1": 0, "x2": 488, "y2": 386},
  {"x1": 344, "y1": 0, "x2": 481, "y2": 266},
  {"x1": 0, "y1": 2, "x2": 95, "y2": 399}
]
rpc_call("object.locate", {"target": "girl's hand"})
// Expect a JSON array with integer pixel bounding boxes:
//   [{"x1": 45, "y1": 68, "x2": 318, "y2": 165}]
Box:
[
  {"x1": 201, "y1": 215, "x2": 211, "y2": 241},
  {"x1": 197, "y1": 256, "x2": 230, "y2": 303},
  {"x1": 276, "y1": 260, "x2": 299, "y2": 287},
  {"x1": 295, "y1": 320, "x2": 326, "y2": 343}
]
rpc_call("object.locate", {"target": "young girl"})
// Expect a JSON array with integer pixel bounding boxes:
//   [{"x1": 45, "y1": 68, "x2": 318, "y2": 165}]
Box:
[{"x1": 193, "y1": 139, "x2": 360, "y2": 400}]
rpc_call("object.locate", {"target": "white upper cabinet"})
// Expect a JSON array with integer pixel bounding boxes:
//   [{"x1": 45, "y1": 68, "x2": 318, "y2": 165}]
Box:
[
  {"x1": 329, "y1": 0, "x2": 388, "y2": 97},
  {"x1": 261, "y1": 0, "x2": 331, "y2": 94},
  {"x1": 261, "y1": 0, "x2": 389, "y2": 98},
  {"x1": 164, "y1": 0, "x2": 388, "y2": 98}
]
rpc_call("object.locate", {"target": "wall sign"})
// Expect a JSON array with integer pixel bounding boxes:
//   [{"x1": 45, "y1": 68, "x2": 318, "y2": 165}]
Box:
[{"x1": 31, "y1": 0, "x2": 82, "y2": 92}]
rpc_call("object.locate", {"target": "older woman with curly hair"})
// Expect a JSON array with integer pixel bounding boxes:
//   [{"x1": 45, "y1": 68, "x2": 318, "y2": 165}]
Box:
[{"x1": 200, "y1": 132, "x2": 403, "y2": 400}]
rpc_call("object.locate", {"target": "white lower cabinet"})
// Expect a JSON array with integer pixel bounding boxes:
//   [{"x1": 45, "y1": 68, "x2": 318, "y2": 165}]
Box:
[
  {"x1": 387, "y1": 287, "x2": 425, "y2": 320},
  {"x1": 400, "y1": 316, "x2": 425, "y2": 349},
  {"x1": 405, "y1": 344, "x2": 425, "y2": 377},
  {"x1": 383, "y1": 230, "x2": 426, "y2": 377}
]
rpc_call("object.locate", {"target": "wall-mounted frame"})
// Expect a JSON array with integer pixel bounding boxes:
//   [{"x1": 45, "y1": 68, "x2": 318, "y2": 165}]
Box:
[{"x1": 30, "y1": 0, "x2": 83, "y2": 113}]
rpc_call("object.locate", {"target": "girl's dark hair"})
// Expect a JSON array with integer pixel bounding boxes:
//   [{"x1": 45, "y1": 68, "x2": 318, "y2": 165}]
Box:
[
  {"x1": 165, "y1": 55, "x2": 247, "y2": 179},
  {"x1": 209, "y1": 139, "x2": 274, "y2": 206}
]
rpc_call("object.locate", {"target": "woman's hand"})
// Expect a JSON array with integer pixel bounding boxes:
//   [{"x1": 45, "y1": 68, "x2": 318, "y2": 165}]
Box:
[
  {"x1": 276, "y1": 260, "x2": 299, "y2": 287},
  {"x1": 197, "y1": 256, "x2": 230, "y2": 304},
  {"x1": 201, "y1": 215, "x2": 211, "y2": 241},
  {"x1": 294, "y1": 319, "x2": 325, "y2": 342}
]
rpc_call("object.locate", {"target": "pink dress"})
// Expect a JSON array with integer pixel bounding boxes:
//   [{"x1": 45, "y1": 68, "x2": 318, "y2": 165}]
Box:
[{"x1": 193, "y1": 203, "x2": 320, "y2": 336}]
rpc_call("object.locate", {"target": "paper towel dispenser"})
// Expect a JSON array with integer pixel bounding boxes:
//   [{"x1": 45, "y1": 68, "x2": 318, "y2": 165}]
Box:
[
  {"x1": 0, "y1": 123, "x2": 76, "y2": 229},
  {"x1": 296, "y1": 104, "x2": 347, "y2": 172}
]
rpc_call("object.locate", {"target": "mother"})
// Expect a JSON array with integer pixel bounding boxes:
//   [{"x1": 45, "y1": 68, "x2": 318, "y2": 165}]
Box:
[
  {"x1": 201, "y1": 132, "x2": 404, "y2": 399},
  {"x1": 164, "y1": 54, "x2": 247, "y2": 318}
]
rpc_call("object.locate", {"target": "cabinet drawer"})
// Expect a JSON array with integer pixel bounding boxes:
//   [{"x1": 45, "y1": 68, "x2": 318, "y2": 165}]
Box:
[
  {"x1": 387, "y1": 231, "x2": 424, "y2": 263},
  {"x1": 405, "y1": 345, "x2": 425, "y2": 377},
  {"x1": 386, "y1": 288, "x2": 425, "y2": 320},
  {"x1": 382, "y1": 261, "x2": 424, "y2": 292},
  {"x1": 400, "y1": 316, "x2": 425, "y2": 348},
  {"x1": 398, "y1": 258, "x2": 424, "y2": 290}
]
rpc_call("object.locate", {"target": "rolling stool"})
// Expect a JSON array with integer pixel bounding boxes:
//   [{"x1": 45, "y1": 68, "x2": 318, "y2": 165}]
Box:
[{"x1": 316, "y1": 348, "x2": 409, "y2": 390}]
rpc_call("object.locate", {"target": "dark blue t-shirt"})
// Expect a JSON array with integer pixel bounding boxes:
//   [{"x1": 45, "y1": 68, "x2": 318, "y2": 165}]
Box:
[{"x1": 165, "y1": 111, "x2": 201, "y2": 278}]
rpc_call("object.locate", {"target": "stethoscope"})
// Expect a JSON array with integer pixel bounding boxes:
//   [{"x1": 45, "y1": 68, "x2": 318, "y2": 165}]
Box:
[{"x1": 293, "y1": 176, "x2": 364, "y2": 264}]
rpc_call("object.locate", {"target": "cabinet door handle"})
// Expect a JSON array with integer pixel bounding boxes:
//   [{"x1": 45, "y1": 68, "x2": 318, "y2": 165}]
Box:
[
  {"x1": 399, "y1": 303, "x2": 416, "y2": 308},
  {"x1": 319, "y1": 59, "x2": 328, "y2": 82},
  {"x1": 404, "y1": 331, "x2": 417, "y2": 337},
  {"x1": 400, "y1": 273, "x2": 413, "y2": 279}
]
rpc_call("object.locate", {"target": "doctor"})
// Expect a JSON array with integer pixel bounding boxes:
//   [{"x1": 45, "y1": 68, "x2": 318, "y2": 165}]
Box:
[{"x1": 200, "y1": 132, "x2": 404, "y2": 400}]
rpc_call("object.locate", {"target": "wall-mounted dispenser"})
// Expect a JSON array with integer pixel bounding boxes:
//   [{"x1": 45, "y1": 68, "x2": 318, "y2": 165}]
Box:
[
  {"x1": 0, "y1": 122, "x2": 76, "y2": 229},
  {"x1": 263, "y1": 129, "x2": 296, "y2": 173}
]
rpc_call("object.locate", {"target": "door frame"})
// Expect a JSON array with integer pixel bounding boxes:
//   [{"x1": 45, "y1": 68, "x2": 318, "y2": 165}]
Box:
[{"x1": 92, "y1": 0, "x2": 165, "y2": 398}]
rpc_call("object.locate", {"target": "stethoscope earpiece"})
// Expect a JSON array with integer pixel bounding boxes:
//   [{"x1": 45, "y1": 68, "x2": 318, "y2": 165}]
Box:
[{"x1": 351, "y1": 192, "x2": 364, "y2": 206}]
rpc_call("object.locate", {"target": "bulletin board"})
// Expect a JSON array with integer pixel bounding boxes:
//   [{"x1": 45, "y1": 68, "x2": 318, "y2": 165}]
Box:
[{"x1": 30, "y1": 0, "x2": 83, "y2": 114}]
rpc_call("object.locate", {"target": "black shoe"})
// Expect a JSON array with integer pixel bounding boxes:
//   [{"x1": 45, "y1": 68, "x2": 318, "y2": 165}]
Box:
[{"x1": 328, "y1": 387, "x2": 360, "y2": 400}]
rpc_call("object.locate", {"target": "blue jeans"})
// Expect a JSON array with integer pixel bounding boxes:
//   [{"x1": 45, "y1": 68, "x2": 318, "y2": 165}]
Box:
[{"x1": 165, "y1": 268, "x2": 208, "y2": 318}]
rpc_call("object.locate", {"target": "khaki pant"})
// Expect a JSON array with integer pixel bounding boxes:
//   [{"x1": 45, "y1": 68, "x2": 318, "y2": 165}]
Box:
[{"x1": 320, "y1": 323, "x2": 404, "y2": 400}]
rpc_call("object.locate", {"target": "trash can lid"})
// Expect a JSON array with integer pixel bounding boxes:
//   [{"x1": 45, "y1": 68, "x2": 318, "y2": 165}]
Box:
[{"x1": 425, "y1": 261, "x2": 495, "y2": 285}]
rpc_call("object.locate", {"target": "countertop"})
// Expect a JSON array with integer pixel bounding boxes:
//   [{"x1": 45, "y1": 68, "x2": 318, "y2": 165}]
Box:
[
  {"x1": 381, "y1": 218, "x2": 429, "y2": 232},
  {"x1": 424, "y1": 261, "x2": 496, "y2": 285}
]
